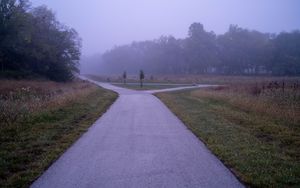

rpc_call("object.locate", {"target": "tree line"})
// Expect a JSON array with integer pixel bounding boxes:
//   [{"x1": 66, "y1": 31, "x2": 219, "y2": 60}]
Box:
[
  {"x1": 0, "y1": 0, "x2": 81, "y2": 81},
  {"x1": 101, "y1": 23, "x2": 300, "y2": 76}
]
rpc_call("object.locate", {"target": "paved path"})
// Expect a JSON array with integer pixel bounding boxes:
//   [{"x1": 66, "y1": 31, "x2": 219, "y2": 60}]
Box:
[{"x1": 31, "y1": 78, "x2": 243, "y2": 188}]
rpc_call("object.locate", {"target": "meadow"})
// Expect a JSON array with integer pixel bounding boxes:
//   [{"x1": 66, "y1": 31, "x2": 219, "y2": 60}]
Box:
[
  {"x1": 0, "y1": 79, "x2": 117, "y2": 187},
  {"x1": 87, "y1": 74, "x2": 299, "y2": 84},
  {"x1": 156, "y1": 77, "x2": 300, "y2": 187}
]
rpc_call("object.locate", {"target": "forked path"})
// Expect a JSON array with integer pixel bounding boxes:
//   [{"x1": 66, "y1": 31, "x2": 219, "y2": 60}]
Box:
[{"x1": 31, "y1": 78, "x2": 243, "y2": 188}]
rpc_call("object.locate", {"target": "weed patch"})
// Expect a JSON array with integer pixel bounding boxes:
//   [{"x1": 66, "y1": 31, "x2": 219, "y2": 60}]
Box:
[
  {"x1": 0, "y1": 80, "x2": 117, "y2": 187},
  {"x1": 156, "y1": 84, "x2": 300, "y2": 187}
]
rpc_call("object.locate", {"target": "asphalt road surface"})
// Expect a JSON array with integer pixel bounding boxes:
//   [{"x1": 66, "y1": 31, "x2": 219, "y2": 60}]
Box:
[{"x1": 31, "y1": 78, "x2": 244, "y2": 188}]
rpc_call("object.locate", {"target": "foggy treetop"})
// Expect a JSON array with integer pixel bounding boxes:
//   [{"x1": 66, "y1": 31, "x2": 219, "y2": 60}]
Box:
[
  {"x1": 100, "y1": 23, "x2": 300, "y2": 76},
  {"x1": 33, "y1": 0, "x2": 300, "y2": 55}
]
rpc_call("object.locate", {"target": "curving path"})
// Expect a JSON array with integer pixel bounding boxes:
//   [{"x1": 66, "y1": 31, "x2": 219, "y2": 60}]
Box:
[{"x1": 31, "y1": 77, "x2": 243, "y2": 188}]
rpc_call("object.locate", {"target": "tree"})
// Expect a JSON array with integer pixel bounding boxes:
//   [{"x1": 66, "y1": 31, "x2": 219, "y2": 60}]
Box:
[
  {"x1": 185, "y1": 23, "x2": 219, "y2": 73},
  {"x1": 270, "y1": 31, "x2": 300, "y2": 75},
  {"x1": 0, "y1": 0, "x2": 31, "y2": 74},
  {"x1": 139, "y1": 70, "x2": 144, "y2": 88},
  {"x1": 217, "y1": 25, "x2": 271, "y2": 74},
  {"x1": 29, "y1": 6, "x2": 81, "y2": 81},
  {"x1": 122, "y1": 71, "x2": 127, "y2": 84},
  {"x1": 0, "y1": 0, "x2": 81, "y2": 81}
]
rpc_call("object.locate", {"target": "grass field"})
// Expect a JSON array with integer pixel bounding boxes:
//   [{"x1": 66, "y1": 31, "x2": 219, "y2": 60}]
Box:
[
  {"x1": 86, "y1": 74, "x2": 194, "y2": 90},
  {"x1": 156, "y1": 79, "x2": 300, "y2": 187},
  {"x1": 0, "y1": 79, "x2": 117, "y2": 188},
  {"x1": 86, "y1": 74, "x2": 300, "y2": 85},
  {"x1": 112, "y1": 83, "x2": 193, "y2": 90}
]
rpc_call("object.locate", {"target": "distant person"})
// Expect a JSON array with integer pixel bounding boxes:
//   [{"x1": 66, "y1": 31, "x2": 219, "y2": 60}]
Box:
[
  {"x1": 139, "y1": 70, "x2": 145, "y2": 88},
  {"x1": 123, "y1": 71, "x2": 127, "y2": 84}
]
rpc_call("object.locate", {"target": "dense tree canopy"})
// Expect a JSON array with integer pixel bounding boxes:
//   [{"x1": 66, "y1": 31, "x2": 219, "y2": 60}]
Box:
[
  {"x1": 101, "y1": 23, "x2": 300, "y2": 76},
  {"x1": 271, "y1": 31, "x2": 300, "y2": 76},
  {"x1": 0, "y1": 0, "x2": 81, "y2": 81}
]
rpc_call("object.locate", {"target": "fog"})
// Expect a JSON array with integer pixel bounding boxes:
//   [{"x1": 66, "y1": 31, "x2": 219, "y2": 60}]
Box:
[{"x1": 32, "y1": 0, "x2": 300, "y2": 56}]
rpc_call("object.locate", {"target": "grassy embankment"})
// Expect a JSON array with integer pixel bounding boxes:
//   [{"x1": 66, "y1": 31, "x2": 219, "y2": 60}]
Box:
[
  {"x1": 156, "y1": 77, "x2": 300, "y2": 187},
  {"x1": 0, "y1": 79, "x2": 117, "y2": 188}
]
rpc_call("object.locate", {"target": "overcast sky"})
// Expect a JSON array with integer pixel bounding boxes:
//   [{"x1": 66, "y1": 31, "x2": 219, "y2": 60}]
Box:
[{"x1": 32, "y1": 0, "x2": 300, "y2": 56}]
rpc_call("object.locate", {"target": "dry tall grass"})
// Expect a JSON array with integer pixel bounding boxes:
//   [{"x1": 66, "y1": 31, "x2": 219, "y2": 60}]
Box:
[
  {"x1": 191, "y1": 80, "x2": 300, "y2": 126},
  {"x1": 0, "y1": 79, "x2": 98, "y2": 126}
]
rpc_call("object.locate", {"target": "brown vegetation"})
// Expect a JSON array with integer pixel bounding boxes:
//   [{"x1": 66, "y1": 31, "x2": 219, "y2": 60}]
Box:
[
  {"x1": 0, "y1": 79, "x2": 97, "y2": 126},
  {"x1": 156, "y1": 77, "x2": 300, "y2": 187},
  {"x1": 192, "y1": 80, "x2": 300, "y2": 125},
  {"x1": 0, "y1": 79, "x2": 117, "y2": 187}
]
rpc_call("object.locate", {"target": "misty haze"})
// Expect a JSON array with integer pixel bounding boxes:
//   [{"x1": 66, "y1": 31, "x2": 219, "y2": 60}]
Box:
[{"x1": 0, "y1": 0, "x2": 299, "y2": 188}]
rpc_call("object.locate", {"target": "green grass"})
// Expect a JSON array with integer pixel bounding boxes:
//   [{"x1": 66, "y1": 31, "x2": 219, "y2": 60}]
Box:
[
  {"x1": 0, "y1": 84, "x2": 117, "y2": 188},
  {"x1": 156, "y1": 89, "x2": 300, "y2": 187},
  {"x1": 86, "y1": 74, "x2": 300, "y2": 85},
  {"x1": 112, "y1": 83, "x2": 192, "y2": 90}
]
